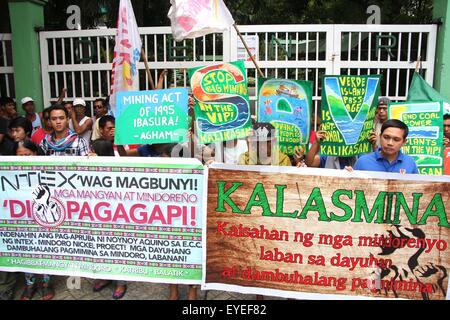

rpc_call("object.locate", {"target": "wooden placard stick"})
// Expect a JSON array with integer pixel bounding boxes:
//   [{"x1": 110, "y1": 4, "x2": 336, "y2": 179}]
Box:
[
  {"x1": 141, "y1": 48, "x2": 156, "y2": 90},
  {"x1": 415, "y1": 55, "x2": 422, "y2": 73}
]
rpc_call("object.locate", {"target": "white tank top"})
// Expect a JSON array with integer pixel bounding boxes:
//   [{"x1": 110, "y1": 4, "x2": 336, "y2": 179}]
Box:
[
  {"x1": 30, "y1": 112, "x2": 42, "y2": 134},
  {"x1": 70, "y1": 116, "x2": 92, "y2": 145}
]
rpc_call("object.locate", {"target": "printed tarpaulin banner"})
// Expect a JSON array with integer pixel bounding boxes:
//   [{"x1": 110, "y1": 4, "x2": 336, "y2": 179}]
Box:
[
  {"x1": 321, "y1": 75, "x2": 381, "y2": 156},
  {"x1": 258, "y1": 78, "x2": 313, "y2": 155},
  {"x1": 168, "y1": 0, "x2": 235, "y2": 42},
  {"x1": 188, "y1": 60, "x2": 252, "y2": 144},
  {"x1": 204, "y1": 164, "x2": 450, "y2": 300},
  {"x1": 389, "y1": 101, "x2": 444, "y2": 176},
  {"x1": 115, "y1": 88, "x2": 189, "y2": 145},
  {"x1": 0, "y1": 157, "x2": 205, "y2": 284}
]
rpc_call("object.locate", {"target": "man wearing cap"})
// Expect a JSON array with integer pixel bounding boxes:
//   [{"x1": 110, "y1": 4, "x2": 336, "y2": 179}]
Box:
[
  {"x1": 238, "y1": 122, "x2": 291, "y2": 166},
  {"x1": 21, "y1": 97, "x2": 43, "y2": 135},
  {"x1": 69, "y1": 98, "x2": 93, "y2": 145},
  {"x1": 369, "y1": 96, "x2": 390, "y2": 150}
]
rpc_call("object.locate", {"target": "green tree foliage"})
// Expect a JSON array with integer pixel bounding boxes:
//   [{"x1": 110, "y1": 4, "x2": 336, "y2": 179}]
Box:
[
  {"x1": 227, "y1": 0, "x2": 433, "y2": 24},
  {"x1": 43, "y1": 0, "x2": 171, "y2": 30},
  {"x1": 0, "y1": 0, "x2": 435, "y2": 32}
]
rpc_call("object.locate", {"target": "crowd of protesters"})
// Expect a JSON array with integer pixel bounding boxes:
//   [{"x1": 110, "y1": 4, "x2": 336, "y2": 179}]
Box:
[{"x1": 0, "y1": 81, "x2": 448, "y2": 301}]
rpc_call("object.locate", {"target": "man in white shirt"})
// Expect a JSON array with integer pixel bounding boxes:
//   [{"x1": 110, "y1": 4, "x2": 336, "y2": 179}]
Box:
[{"x1": 69, "y1": 98, "x2": 93, "y2": 145}]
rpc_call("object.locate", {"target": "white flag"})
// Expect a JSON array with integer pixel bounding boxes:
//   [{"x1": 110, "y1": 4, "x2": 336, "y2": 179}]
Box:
[
  {"x1": 110, "y1": 0, "x2": 142, "y2": 114},
  {"x1": 168, "y1": 0, "x2": 235, "y2": 42}
]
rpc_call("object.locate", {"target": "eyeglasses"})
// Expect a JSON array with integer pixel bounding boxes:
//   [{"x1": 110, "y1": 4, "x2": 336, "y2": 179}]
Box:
[{"x1": 94, "y1": 105, "x2": 104, "y2": 109}]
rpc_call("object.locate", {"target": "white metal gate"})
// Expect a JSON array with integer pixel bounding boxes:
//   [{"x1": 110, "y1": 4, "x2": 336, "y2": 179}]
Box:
[
  {"x1": 36, "y1": 24, "x2": 437, "y2": 117},
  {"x1": 0, "y1": 33, "x2": 15, "y2": 98},
  {"x1": 233, "y1": 24, "x2": 436, "y2": 116}
]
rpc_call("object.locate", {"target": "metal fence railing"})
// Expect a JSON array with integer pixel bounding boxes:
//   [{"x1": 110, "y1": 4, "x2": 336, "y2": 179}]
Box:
[
  {"x1": 35, "y1": 24, "x2": 437, "y2": 119},
  {"x1": 0, "y1": 33, "x2": 15, "y2": 99}
]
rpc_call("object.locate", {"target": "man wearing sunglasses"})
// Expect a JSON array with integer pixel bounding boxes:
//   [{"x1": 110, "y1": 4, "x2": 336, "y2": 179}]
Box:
[{"x1": 91, "y1": 98, "x2": 110, "y2": 141}]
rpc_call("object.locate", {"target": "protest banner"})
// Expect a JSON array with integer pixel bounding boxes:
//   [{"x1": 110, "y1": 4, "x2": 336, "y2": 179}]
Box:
[
  {"x1": 188, "y1": 60, "x2": 252, "y2": 144},
  {"x1": 168, "y1": 1, "x2": 263, "y2": 76},
  {"x1": 321, "y1": 75, "x2": 381, "y2": 156},
  {"x1": 109, "y1": 0, "x2": 142, "y2": 114},
  {"x1": 114, "y1": 88, "x2": 189, "y2": 145},
  {"x1": 258, "y1": 78, "x2": 313, "y2": 155},
  {"x1": 0, "y1": 157, "x2": 204, "y2": 284},
  {"x1": 204, "y1": 164, "x2": 450, "y2": 300},
  {"x1": 168, "y1": 0, "x2": 234, "y2": 42},
  {"x1": 389, "y1": 101, "x2": 444, "y2": 176}
]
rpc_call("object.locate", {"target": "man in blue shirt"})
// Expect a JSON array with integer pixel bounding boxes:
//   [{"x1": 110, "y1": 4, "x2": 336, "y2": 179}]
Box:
[{"x1": 353, "y1": 119, "x2": 419, "y2": 174}]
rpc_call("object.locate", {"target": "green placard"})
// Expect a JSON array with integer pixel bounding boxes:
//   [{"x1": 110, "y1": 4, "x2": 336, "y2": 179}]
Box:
[
  {"x1": 257, "y1": 78, "x2": 313, "y2": 155},
  {"x1": 115, "y1": 88, "x2": 189, "y2": 145},
  {"x1": 321, "y1": 75, "x2": 381, "y2": 156},
  {"x1": 188, "y1": 61, "x2": 252, "y2": 144},
  {"x1": 389, "y1": 101, "x2": 444, "y2": 175}
]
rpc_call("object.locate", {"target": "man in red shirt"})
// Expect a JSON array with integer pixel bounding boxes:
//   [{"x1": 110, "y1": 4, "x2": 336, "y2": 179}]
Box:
[{"x1": 31, "y1": 108, "x2": 52, "y2": 145}]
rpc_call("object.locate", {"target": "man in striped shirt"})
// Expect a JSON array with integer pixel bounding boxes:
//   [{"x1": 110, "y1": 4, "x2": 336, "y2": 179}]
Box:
[{"x1": 39, "y1": 104, "x2": 89, "y2": 156}]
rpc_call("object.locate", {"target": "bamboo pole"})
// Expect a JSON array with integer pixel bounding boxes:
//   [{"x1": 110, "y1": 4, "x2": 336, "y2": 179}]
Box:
[
  {"x1": 141, "y1": 48, "x2": 156, "y2": 90},
  {"x1": 233, "y1": 24, "x2": 264, "y2": 78},
  {"x1": 415, "y1": 55, "x2": 422, "y2": 73}
]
